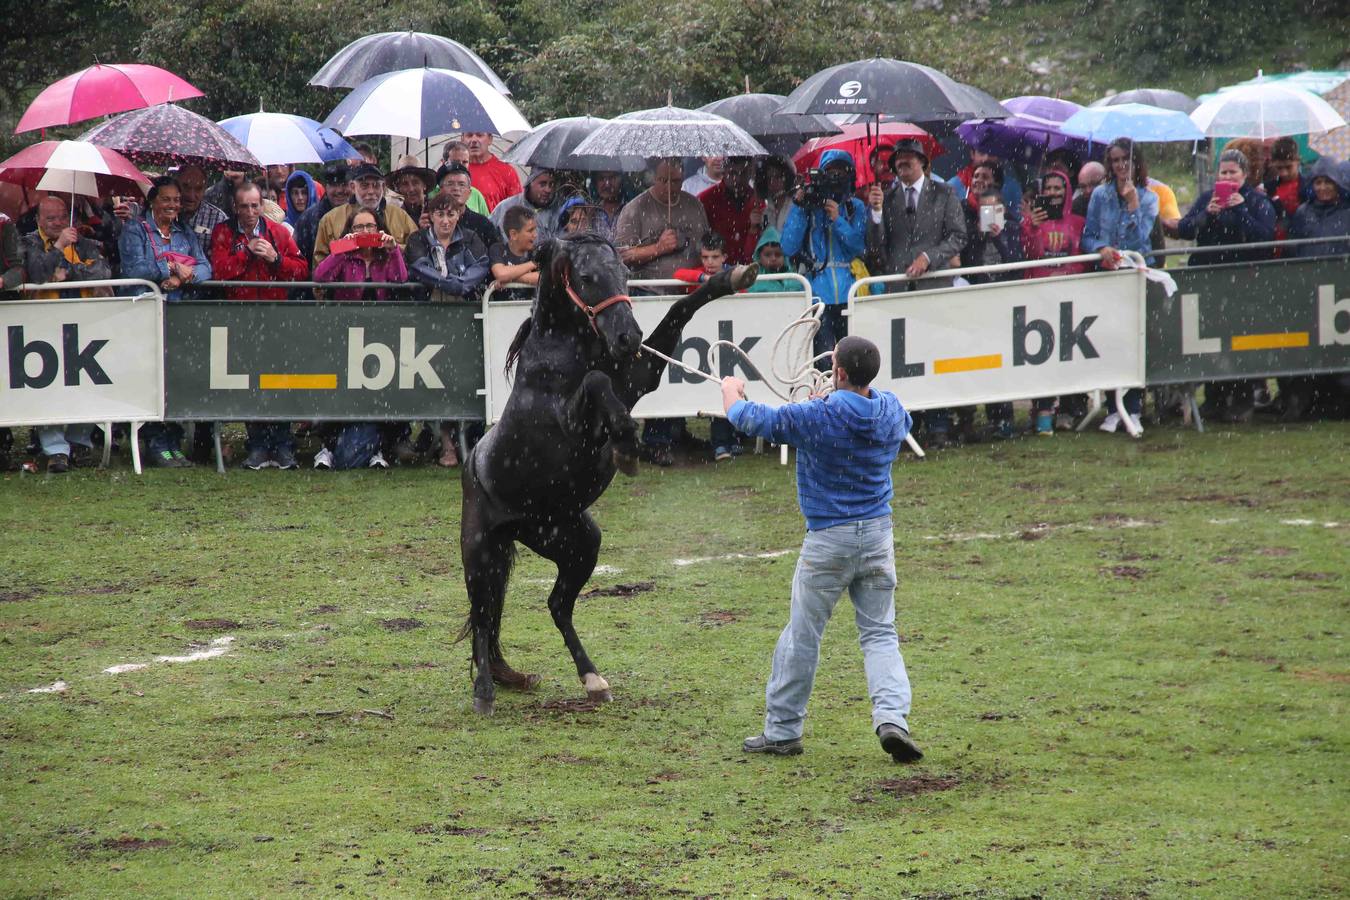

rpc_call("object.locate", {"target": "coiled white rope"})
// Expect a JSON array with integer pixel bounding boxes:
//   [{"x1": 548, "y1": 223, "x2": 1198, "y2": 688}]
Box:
[{"x1": 640, "y1": 302, "x2": 836, "y2": 402}]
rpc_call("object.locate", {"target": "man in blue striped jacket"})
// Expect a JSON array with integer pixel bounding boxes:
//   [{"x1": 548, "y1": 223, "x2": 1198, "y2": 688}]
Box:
[{"x1": 722, "y1": 336, "x2": 923, "y2": 763}]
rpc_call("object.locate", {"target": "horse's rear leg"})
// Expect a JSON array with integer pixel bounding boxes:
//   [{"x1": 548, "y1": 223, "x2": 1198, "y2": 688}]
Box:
[{"x1": 517, "y1": 513, "x2": 611, "y2": 702}]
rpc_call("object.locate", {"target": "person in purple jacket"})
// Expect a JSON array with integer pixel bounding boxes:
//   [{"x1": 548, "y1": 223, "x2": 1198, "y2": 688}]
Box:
[{"x1": 723, "y1": 336, "x2": 923, "y2": 764}]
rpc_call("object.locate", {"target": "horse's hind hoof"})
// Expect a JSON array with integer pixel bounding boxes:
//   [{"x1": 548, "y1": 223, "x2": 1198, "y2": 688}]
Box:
[
  {"x1": 731, "y1": 263, "x2": 759, "y2": 292},
  {"x1": 612, "y1": 446, "x2": 639, "y2": 477},
  {"x1": 587, "y1": 689, "x2": 613, "y2": 703},
  {"x1": 473, "y1": 697, "x2": 495, "y2": 716}
]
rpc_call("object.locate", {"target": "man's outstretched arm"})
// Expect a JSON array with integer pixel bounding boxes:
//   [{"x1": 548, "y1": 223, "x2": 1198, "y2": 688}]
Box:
[{"x1": 721, "y1": 376, "x2": 815, "y2": 447}]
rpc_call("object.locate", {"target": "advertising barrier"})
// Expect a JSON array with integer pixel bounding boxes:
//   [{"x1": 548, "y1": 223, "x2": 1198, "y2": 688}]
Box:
[
  {"x1": 1, "y1": 283, "x2": 164, "y2": 428},
  {"x1": 848, "y1": 257, "x2": 1146, "y2": 411},
  {"x1": 162, "y1": 300, "x2": 484, "y2": 420},
  {"x1": 481, "y1": 275, "x2": 814, "y2": 423},
  {"x1": 1145, "y1": 254, "x2": 1350, "y2": 384}
]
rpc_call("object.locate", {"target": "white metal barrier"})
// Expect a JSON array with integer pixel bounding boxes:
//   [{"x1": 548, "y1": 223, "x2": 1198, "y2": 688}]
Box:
[
  {"x1": 847, "y1": 253, "x2": 1149, "y2": 438},
  {"x1": 3, "y1": 280, "x2": 165, "y2": 472},
  {"x1": 480, "y1": 273, "x2": 815, "y2": 424}
]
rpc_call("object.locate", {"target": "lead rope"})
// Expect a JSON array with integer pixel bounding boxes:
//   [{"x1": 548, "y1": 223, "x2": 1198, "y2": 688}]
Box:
[{"x1": 639, "y1": 301, "x2": 836, "y2": 403}]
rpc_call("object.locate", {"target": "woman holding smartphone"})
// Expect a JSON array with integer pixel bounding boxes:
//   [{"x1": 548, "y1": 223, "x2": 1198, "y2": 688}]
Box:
[
  {"x1": 1176, "y1": 148, "x2": 1276, "y2": 267},
  {"x1": 1176, "y1": 148, "x2": 1277, "y2": 424}
]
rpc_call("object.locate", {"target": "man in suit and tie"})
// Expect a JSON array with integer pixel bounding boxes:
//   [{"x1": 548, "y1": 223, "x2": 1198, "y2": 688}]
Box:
[
  {"x1": 865, "y1": 138, "x2": 966, "y2": 288},
  {"x1": 865, "y1": 139, "x2": 968, "y2": 447}
]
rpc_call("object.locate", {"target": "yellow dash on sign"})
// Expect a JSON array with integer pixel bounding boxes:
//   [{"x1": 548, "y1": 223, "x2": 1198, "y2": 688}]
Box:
[
  {"x1": 258, "y1": 374, "x2": 338, "y2": 390},
  {"x1": 933, "y1": 354, "x2": 1003, "y2": 374},
  {"x1": 1231, "y1": 332, "x2": 1309, "y2": 351}
]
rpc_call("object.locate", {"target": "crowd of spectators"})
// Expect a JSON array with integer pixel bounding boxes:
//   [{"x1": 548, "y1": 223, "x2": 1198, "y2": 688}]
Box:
[{"x1": 2, "y1": 128, "x2": 1348, "y2": 473}]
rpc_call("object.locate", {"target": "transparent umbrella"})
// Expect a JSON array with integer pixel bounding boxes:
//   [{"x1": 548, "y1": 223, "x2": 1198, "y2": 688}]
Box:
[{"x1": 1190, "y1": 82, "x2": 1346, "y2": 139}]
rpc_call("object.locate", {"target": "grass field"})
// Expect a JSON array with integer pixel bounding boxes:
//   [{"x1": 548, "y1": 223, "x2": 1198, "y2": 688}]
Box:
[{"x1": 1, "y1": 421, "x2": 1347, "y2": 898}]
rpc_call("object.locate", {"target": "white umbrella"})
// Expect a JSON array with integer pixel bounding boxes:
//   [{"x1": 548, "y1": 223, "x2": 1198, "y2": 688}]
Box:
[
  {"x1": 217, "y1": 112, "x2": 359, "y2": 165},
  {"x1": 1190, "y1": 82, "x2": 1347, "y2": 139},
  {"x1": 571, "y1": 105, "x2": 767, "y2": 158},
  {"x1": 323, "y1": 67, "x2": 530, "y2": 140}
]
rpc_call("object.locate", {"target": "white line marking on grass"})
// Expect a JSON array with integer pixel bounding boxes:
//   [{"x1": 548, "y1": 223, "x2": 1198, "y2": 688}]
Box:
[
  {"x1": 103, "y1": 636, "x2": 235, "y2": 675},
  {"x1": 923, "y1": 519, "x2": 1155, "y2": 542},
  {"x1": 673, "y1": 550, "x2": 795, "y2": 567},
  {"x1": 26, "y1": 680, "x2": 67, "y2": 694},
  {"x1": 1281, "y1": 519, "x2": 1340, "y2": 527},
  {"x1": 593, "y1": 565, "x2": 623, "y2": 575}
]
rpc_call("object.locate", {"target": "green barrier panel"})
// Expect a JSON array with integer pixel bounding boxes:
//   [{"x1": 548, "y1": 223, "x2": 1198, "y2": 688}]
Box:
[
  {"x1": 163, "y1": 300, "x2": 484, "y2": 420},
  {"x1": 1145, "y1": 254, "x2": 1350, "y2": 384}
]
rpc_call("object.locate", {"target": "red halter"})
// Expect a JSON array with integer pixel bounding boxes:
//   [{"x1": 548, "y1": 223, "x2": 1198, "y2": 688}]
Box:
[{"x1": 563, "y1": 270, "x2": 632, "y2": 335}]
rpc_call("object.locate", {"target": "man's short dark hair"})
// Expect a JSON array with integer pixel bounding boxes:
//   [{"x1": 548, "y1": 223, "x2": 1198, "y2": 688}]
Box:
[
  {"x1": 834, "y1": 336, "x2": 880, "y2": 388},
  {"x1": 975, "y1": 161, "x2": 1005, "y2": 188},
  {"x1": 700, "y1": 231, "x2": 725, "y2": 252},
  {"x1": 1269, "y1": 136, "x2": 1300, "y2": 163},
  {"x1": 502, "y1": 205, "x2": 536, "y2": 235}
]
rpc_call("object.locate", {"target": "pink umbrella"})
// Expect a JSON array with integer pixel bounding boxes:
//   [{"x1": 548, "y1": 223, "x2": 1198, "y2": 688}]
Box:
[
  {"x1": 15, "y1": 64, "x2": 204, "y2": 134},
  {"x1": 0, "y1": 141, "x2": 150, "y2": 224}
]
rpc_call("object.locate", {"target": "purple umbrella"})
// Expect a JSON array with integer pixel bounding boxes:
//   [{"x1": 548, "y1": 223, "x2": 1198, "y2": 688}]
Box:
[{"x1": 956, "y1": 96, "x2": 1103, "y2": 166}]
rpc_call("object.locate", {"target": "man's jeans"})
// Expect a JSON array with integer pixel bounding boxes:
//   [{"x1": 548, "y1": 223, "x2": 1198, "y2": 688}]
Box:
[
  {"x1": 764, "y1": 515, "x2": 912, "y2": 740},
  {"x1": 38, "y1": 424, "x2": 94, "y2": 457}
]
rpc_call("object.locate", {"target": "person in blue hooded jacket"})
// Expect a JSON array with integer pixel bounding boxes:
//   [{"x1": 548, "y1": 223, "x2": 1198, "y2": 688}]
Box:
[
  {"x1": 780, "y1": 149, "x2": 867, "y2": 356},
  {"x1": 724, "y1": 335, "x2": 924, "y2": 764},
  {"x1": 283, "y1": 170, "x2": 319, "y2": 231}
]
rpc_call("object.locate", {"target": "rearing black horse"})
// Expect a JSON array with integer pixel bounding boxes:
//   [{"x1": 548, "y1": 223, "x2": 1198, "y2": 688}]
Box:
[{"x1": 460, "y1": 232, "x2": 755, "y2": 715}]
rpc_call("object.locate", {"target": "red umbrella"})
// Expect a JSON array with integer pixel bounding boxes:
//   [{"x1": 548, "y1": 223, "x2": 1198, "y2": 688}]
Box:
[
  {"x1": 0, "y1": 141, "x2": 149, "y2": 224},
  {"x1": 793, "y1": 122, "x2": 944, "y2": 188},
  {"x1": 15, "y1": 64, "x2": 204, "y2": 134}
]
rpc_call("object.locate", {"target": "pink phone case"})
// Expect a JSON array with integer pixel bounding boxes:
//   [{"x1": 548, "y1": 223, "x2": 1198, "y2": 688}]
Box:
[{"x1": 1214, "y1": 181, "x2": 1237, "y2": 203}]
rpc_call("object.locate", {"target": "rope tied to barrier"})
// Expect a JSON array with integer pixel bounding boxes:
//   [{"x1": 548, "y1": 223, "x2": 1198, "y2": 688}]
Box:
[{"x1": 640, "y1": 302, "x2": 837, "y2": 403}]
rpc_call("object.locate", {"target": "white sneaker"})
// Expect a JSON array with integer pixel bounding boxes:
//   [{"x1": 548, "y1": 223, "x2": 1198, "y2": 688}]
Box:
[
  {"x1": 313, "y1": 447, "x2": 334, "y2": 470},
  {"x1": 1099, "y1": 412, "x2": 1120, "y2": 433},
  {"x1": 368, "y1": 451, "x2": 389, "y2": 469}
]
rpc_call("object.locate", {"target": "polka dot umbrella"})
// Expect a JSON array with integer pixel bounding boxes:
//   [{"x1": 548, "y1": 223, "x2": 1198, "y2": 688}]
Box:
[{"x1": 79, "y1": 103, "x2": 260, "y2": 170}]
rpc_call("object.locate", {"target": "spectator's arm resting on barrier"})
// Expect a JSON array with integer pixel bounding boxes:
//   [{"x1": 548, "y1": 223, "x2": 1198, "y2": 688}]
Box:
[{"x1": 491, "y1": 259, "x2": 537, "y2": 288}]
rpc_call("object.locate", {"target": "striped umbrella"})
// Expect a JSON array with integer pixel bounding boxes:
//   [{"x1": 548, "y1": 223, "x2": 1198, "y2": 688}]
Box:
[
  {"x1": 322, "y1": 68, "x2": 530, "y2": 139},
  {"x1": 15, "y1": 64, "x2": 204, "y2": 134},
  {"x1": 218, "y1": 112, "x2": 359, "y2": 165},
  {"x1": 0, "y1": 140, "x2": 150, "y2": 223}
]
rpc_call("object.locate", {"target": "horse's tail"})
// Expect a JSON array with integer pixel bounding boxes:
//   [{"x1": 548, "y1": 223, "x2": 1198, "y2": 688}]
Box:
[{"x1": 504, "y1": 318, "x2": 531, "y2": 379}]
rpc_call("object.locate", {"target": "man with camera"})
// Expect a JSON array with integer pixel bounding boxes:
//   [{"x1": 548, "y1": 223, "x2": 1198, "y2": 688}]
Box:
[{"x1": 780, "y1": 149, "x2": 868, "y2": 356}]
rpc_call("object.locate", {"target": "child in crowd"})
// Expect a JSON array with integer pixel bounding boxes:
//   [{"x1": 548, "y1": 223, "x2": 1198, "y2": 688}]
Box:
[
  {"x1": 674, "y1": 231, "x2": 729, "y2": 286},
  {"x1": 488, "y1": 206, "x2": 539, "y2": 302},
  {"x1": 746, "y1": 227, "x2": 790, "y2": 293}
]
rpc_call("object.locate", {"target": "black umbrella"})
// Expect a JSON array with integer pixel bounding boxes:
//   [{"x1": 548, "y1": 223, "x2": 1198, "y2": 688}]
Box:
[
  {"x1": 503, "y1": 117, "x2": 646, "y2": 172},
  {"x1": 309, "y1": 31, "x2": 510, "y2": 95},
  {"x1": 777, "y1": 57, "x2": 1008, "y2": 122},
  {"x1": 1091, "y1": 89, "x2": 1198, "y2": 114},
  {"x1": 698, "y1": 93, "x2": 840, "y2": 155}
]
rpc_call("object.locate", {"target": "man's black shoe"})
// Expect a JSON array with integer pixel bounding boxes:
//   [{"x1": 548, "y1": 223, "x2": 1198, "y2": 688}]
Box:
[
  {"x1": 46, "y1": 453, "x2": 70, "y2": 474},
  {"x1": 878, "y1": 723, "x2": 923, "y2": 763},
  {"x1": 742, "y1": 734, "x2": 803, "y2": 756}
]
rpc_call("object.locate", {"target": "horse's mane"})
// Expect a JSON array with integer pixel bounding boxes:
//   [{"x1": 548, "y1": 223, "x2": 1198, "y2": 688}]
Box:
[{"x1": 504, "y1": 232, "x2": 620, "y2": 378}]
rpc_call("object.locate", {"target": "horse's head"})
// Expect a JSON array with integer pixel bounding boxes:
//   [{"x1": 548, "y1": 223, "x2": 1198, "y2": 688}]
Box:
[{"x1": 537, "y1": 233, "x2": 643, "y2": 361}]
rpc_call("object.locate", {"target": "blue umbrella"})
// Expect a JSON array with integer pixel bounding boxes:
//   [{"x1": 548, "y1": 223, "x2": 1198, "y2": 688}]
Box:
[
  {"x1": 217, "y1": 112, "x2": 359, "y2": 165},
  {"x1": 1059, "y1": 103, "x2": 1205, "y2": 144}
]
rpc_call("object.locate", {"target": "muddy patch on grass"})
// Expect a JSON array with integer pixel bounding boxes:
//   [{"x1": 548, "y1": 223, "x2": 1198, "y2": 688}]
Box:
[
  {"x1": 853, "y1": 773, "x2": 963, "y2": 802},
  {"x1": 1178, "y1": 493, "x2": 1260, "y2": 508},
  {"x1": 698, "y1": 609, "x2": 743, "y2": 626},
  {"x1": 71, "y1": 584, "x2": 128, "y2": 596},
  {"x1": 379, "y1": 618, "x2": 425, "y2": 632},
  {"x1": 307, "y1": 604, "x2": 341, "y2": 615},
  {"x1": 412, "y1": 823, "x2": 489, "y2": 836},
  {"x1": 1292, "y1": 669, "x2": 1350, "y2": 684},
  {"x1": 581, "y1": 581, "x2": 655, "y2": 599},
  {"x1": 1102, "y1": 565, "x2": 1148, "y2": 580},
  {"x1": 0, "y1": 588, "x2": 41, "y2": 602},
  {"x1": 535, "y1": 871, "x2": 651, "y2": 899},
  {"x1": 97, "y1": 835, "x2": 172, "y2": 852},
  {"x1": 1255, "y1": 547, "x2": 1294, "y2": 557},
  {"x1": 645, "y1": 770, "x2": 683, "y2": 784},
  {"x1": 717, "y1": 486, "x2": 758, "y2": 499},
  {"x1": 184, "y1": 618, "x2": 241, "y2": 632}
]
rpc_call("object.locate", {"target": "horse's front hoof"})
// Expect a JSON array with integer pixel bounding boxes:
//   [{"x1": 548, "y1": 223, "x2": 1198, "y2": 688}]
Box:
[
  {"x1": 587, "y1": 688, "x2": 613, "y2": 704},
  {"x1": 731, "y1": 263, "x2": 759, "y2": 292},
  {"x1": 473, "y1": 697, "x2": 495, "y2": 716},
  {"x1": 612, "y1": 445, "x2": 639, "y2": 477}
]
